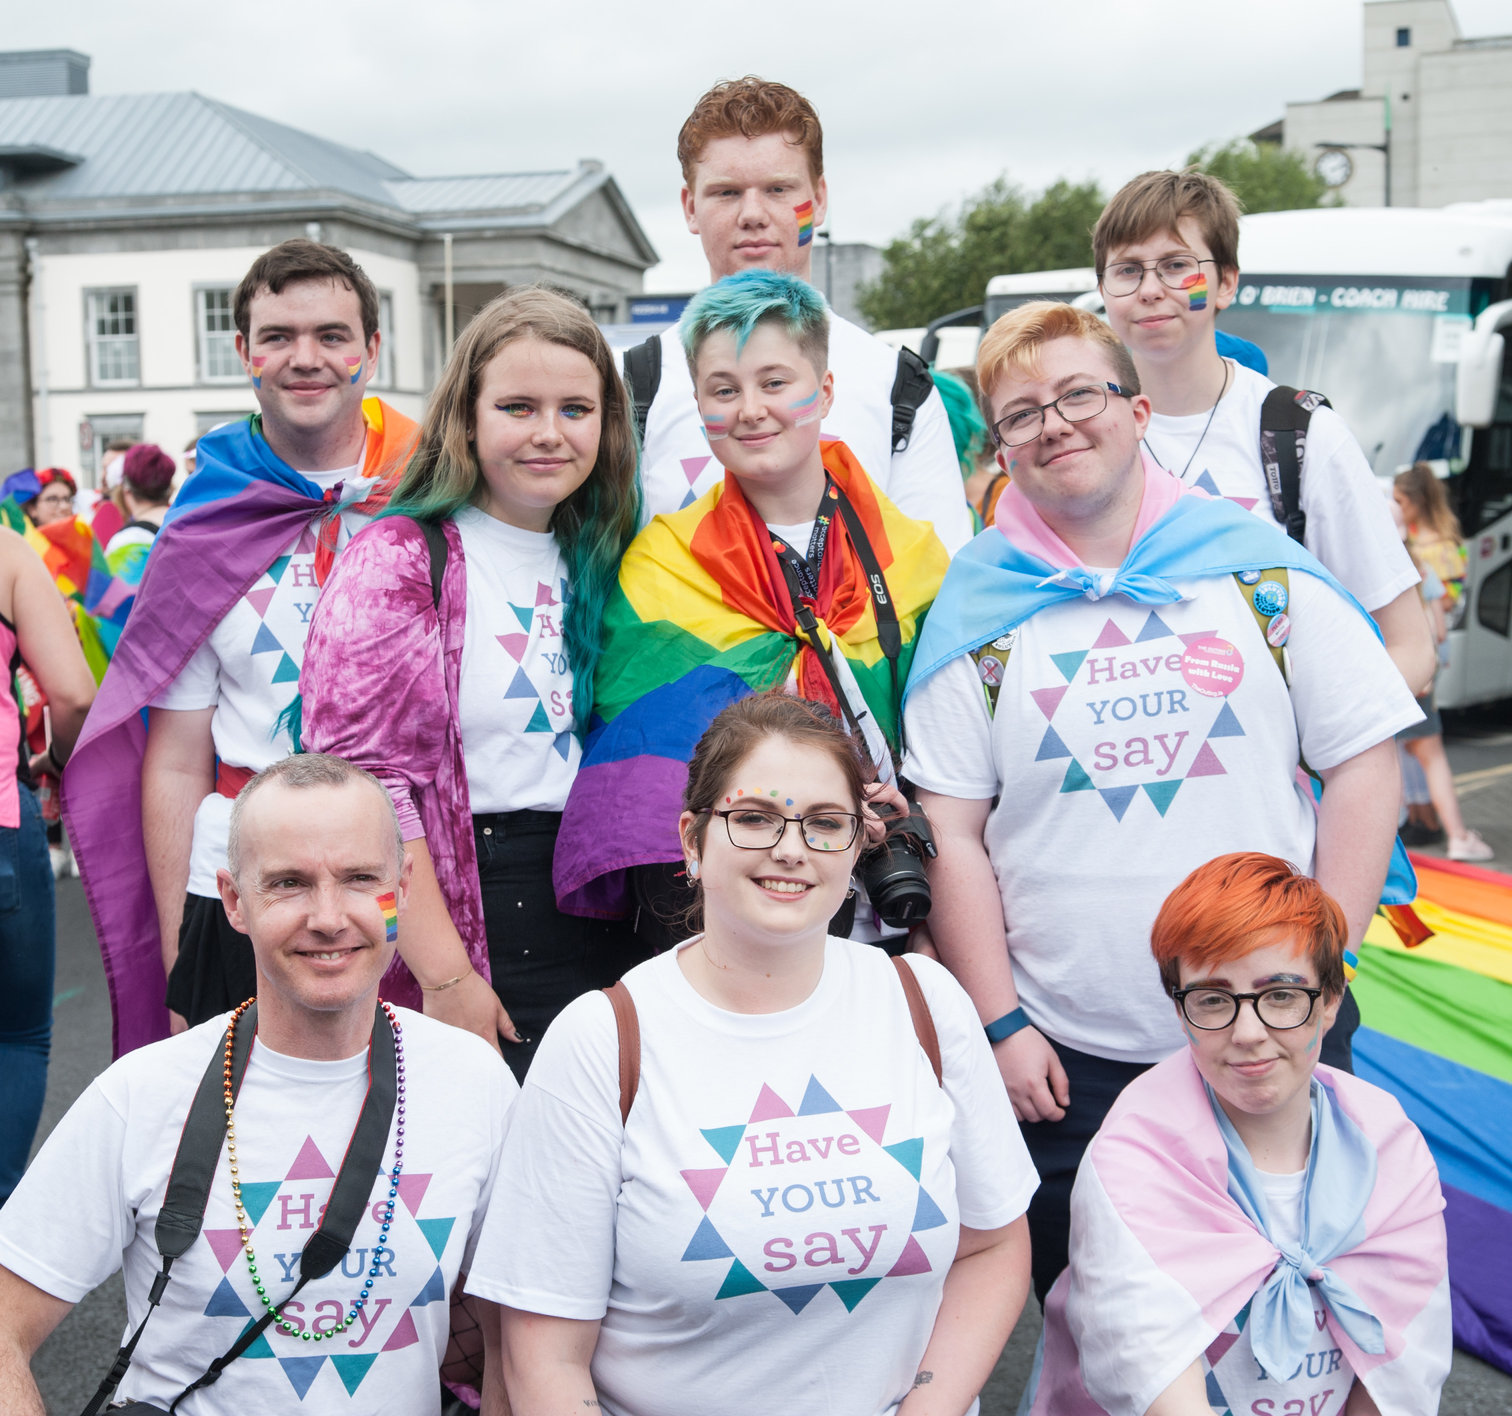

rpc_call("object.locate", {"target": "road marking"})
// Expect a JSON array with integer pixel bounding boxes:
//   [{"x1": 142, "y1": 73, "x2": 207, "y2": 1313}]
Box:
[
  {"x1": 1453, "y1": 761, "x2": 1512, "y2": 795},
  {"x1": 52, "y1": 986, "x2": 84, "y2": 1008}
]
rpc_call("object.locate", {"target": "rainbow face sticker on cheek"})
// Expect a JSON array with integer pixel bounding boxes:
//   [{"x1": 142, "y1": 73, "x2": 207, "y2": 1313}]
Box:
[
  {"x1": 1181, "y1": 271, "x2": 1209, "y2": 311},
  {"x1": 377, "y1": 891, "x2": 398, "y2": 943},
  {"x1": 794, "y1": 200, "x2": 814, "y2": 248},
  {"x1": 702, "y1": 413, "x2": 728, "y2": 442},
  {"x1": 249, "y1": 356, "x2": 267, "y2": 389},
  {"x1": 346, "y1": 356, "x2": 364, "y2": 384},
  {"x1": 789, "y1": 389, "x2": 820, "y2": 426}
]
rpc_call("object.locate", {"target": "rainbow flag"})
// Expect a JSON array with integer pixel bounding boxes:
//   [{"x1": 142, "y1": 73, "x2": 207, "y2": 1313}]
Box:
[
  {"x1": 378, "y1": 890, "x2": 399, "y2": 943},
  {"x1": 1353, "y1": 852, "x2": 1512, "y2": 1374},
  {"x1": 794, "y1": 199, "x2": 814, "y2": 248},
  {"x1": 554, "y1": 439, "x2": 947, "y2": 917},
  {"x1": 1181, "y1": 270, "x2": 1208, "y2": 310},
  {"x1": 0, "y1": 509, "x2": 118, "y2": 680}
]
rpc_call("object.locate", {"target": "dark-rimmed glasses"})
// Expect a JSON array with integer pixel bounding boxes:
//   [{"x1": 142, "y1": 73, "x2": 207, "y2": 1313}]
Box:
[
  {"x1": 707, "y1": 807, "x2": 861, "y2": 852},
  {"x1": 1100, "y1": 255, "x2": 1216, "y2": 297},
  {"x1": 991, "y1": 383, "x2": 1130, "y2": 448},
  {"x1": 1172, "y1": 985, "x2": 1323, "y2": 1031}
]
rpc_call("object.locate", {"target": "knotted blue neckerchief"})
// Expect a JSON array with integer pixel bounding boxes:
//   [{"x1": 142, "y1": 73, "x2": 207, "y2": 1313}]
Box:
[{"x1": 1207, "y1": 1076, "x2": 1387, "y2": 1378}]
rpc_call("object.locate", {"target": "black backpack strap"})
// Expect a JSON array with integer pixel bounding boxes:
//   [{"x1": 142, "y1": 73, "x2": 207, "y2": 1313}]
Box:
[
  {"x1": 1259, "y1": 386, "x2": 1329, "y2": 545},
  {"x1": 623, "y1": 334, "x2": 663, "y2": 448},
  {"x1": 889, "y1": 347, "x2": 935, "y2": 454},
  {"x1": 418, "y1": 517, "x2": 448, "y2": 611}
]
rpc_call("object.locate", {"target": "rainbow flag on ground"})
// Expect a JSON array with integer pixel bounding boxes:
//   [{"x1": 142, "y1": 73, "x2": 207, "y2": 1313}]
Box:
[
  {"x1": 1353, "y1": 851, "x2": 1512, "y2": 1374},
  {"x1": 553, "y1": 440, "x2": 947, "y2": 918}
]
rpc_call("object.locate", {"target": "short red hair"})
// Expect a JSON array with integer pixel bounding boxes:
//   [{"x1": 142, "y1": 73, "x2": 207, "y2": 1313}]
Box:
[
  {"x1": 1150, "y1": 853, "x2": 1347, "y2": 999},
  {"x1": 677, "y1": 77, "x2": 824, "y2": 186}
]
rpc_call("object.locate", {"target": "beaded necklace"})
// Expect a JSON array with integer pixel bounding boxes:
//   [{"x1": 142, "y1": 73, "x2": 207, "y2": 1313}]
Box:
[{"x1": 222, "y1": 997, "x2": 407, "y2": 1343}]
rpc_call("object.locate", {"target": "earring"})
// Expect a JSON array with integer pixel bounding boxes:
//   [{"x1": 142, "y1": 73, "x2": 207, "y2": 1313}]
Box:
[{"x1": 687, "y1": 859, "x2": 700, "y2": 880}]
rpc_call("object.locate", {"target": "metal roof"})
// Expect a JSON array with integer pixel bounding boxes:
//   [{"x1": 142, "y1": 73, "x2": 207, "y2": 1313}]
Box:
[{"x1": 384, "y1": 170, "x2": 586, "y2": 216}]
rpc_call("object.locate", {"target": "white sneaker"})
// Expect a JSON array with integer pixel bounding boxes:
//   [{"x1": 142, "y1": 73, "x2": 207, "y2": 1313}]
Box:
[
  {"x1": 1448, "y1": 830, "x2": 1494, "y2": 862},
  {"x1": 49, "y1": 845, "x2": 68, "y2": 879}
]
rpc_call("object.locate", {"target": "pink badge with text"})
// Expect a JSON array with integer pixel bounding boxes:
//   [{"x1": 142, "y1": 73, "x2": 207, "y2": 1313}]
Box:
[{"x1": 1180, "y1": 637, "x2": 1244, "y2": 698}]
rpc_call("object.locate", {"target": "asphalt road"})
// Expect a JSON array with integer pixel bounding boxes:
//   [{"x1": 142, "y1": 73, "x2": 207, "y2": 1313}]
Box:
[{"x1": 21, "y1": 713, "x2": 1512, "y2": 1414}]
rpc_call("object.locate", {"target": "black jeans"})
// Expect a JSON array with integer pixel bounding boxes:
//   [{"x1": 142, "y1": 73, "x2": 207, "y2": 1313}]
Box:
[
  {"x1": 476, "y1": 811, "x2": 648, "y2": 1085},
  {"x1": 165, "y1": 891, "x2": 257, "y2": 1025}
]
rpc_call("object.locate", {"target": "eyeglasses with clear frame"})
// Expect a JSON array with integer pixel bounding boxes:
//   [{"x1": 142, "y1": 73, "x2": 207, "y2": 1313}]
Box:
[
  {"x1": 1172, "y1": 985, "x2": 1324, "y2": 1031},
  {"x1": 991, "y1": 382, "x2": 1131, "y2": 448},
  {"x1": 1100, "y1": 255, "x2": 1216, "y2": 298},
  {"x1": 706, "y1": 807, "x2": 861, "y2": 853}
]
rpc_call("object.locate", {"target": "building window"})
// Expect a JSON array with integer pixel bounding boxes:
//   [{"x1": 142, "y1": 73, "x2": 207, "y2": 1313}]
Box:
[
  {"x1": 80, "y1": 413, "x2": 144, "y2": 483},
  {"x1": 86, "y1": 289, "x2": 139, "y2": 386},
  {"x1": 374, "y1": 292, "x2": 395, "y2": 388},
  {"x1": 197, "y1": 287, "x2": 242, "y2": 381},
  {"x1": 1396, "y1": 26, "x2": 1411, "y2": 46}
]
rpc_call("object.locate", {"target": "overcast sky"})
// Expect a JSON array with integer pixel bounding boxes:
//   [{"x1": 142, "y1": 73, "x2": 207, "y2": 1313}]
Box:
[{"x1": 10, "y1": 0, "x2": 1511, "y2": 291}]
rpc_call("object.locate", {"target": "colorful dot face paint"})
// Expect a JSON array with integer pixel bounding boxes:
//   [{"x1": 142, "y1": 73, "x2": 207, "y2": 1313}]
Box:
[
  {"x1": 702, "y1": 413, "x2": 728, "y2": 442},
  {"x1": 345, "y1": 356, "x2": 364, "y2": 384},
  {"x1": 250, "y1": 356, "x2": 267, "y2": 389},
  {"x1": 794, "y1": 200, "x2": 814, "y2": 248},
  {"x1": 788, "y1": 389, "x2": 821, "y2": 426},
  {"x1": 377, "y1": 891, "x2": 399, "y2": 943},
  {"x1": 1181, "y1": 271, "x2": 1208, "y2": 311}
]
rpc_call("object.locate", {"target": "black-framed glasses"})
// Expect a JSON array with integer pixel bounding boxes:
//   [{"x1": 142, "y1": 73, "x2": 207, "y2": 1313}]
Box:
[
  {"x1": 991, "y1": 382, "x2": 1130, "y2": 448},
  {"x1": 1172, "y1": 985, "x2": 1324, "y2": 1031},
  {"x1": 707, "y1": 807, "x2": 861, "y2": 853},
  {"x1": 1100, "y1": 255, "x2": 1216, "y2": 297}
]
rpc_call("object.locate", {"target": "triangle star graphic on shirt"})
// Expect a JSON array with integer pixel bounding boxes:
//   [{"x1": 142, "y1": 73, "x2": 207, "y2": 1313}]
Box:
[
  {"x1": 235, "y1": 1317, "x2": 276, "y2": 1359},
  {"x1": 679, "y1": 490, "x2": 699, "y2": 509},
  {"x1": 395, "y1": 1172, "x2": 433, "y2": 1218},
  {"x1": 250, "y1": 622, "x2": 282, "y2": 656},
  {"x1": 271, "y1": 653, "x2": 300, "y2": 685},
  {"x1": 203, "y1": 1275, "x2": 252, "y2": 1318},
  {"x1": 416, "y1": 1215, "x2": 455, "y2": 1259},
  {"x1": 496, "y1": 633, "x2": 530, "y2": 662},
  {"x1": 204, "y1": 1228, "x2": 246, "y2": 1273},
  {"x1": 331, "y1": 1353, "x2": 379, "y2": 1396},
  {"x1": 266, "y1": 555, "x2": 292, "y2": 585},
  {"x1": 535, "y1": 581, "x2": 559, "y2": 608},
  {"x1": 1193, "y1": 470, "x2": 1223, "y2": 498},
  {"x1": 285, "y1": 1135, "x2": 335, "y2": 1181},
  {"x1": 410, "y1": 1265, "x2": 448, "y2": 1307},
  {"x1": 238, "y1": 1180, "x2": 282, "y2": 1228},
  {"x1": 381, "y1": 1308, "x2": 421, "y2": 1353},
  {"x1": 509, "y1": 603, "x2": 534, "y2": 632},
  {"x1": 552, "y1": 731, "x2": 574, "y2": 761},
  {"x1": 681, "y1": 455, "x2": 712, "y2": 487},
  {"x1": 245, "y1": 586, "x2": 277, "y2": 620},
  {"x1": 524, "y1": 701, "x2": 553, "y2": 733},
  {"x1": 503, "y1": 667, "x2": 537, "y2": 701},
  {"x1": 682, "y1": 1079, "x2": 932, "y2": 1314},
  {"x1": 277, "y1": 1355, "x2": 325, "y2": 1400},
  {"x1": 294, "y1": 525, "x2": 319, "y2": 555}
]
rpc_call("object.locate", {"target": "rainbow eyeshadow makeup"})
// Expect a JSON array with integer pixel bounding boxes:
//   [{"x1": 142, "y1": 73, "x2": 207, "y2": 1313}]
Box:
[
  {"x1": 346, "y1": 356, "x2": 364, "y2": 384},
  {"x1": 250, "y1": 356, "x2": 267, "y2": 389},
  {"x1": 378, "y1": 891, "x2": 398, "y2": 943},
  {"x1": 794, "y1": 200, "x2": 814, "y2": 248},
  {"x1": 702, "y1": 414, "x2": 728, "y2": 442},
  {"x1": 789, "y1": 389, "x2": 820, "y2": 425},
  {"x1": 1182, "y1": 271, "x2": 1209, "y2": 311}
]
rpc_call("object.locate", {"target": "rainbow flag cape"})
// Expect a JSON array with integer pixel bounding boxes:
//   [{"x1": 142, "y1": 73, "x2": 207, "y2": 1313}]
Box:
[
  {"x1": 0, "y1": 506, "x2": 117, "y2": 680},
  {"x1": 62, "y1": 397, "x2": 418, "y2": 1057},
  {"x1": 554, "y1": 440, "x2": 948, "y2": 917},
  {"x1": 1352, "y1": 852, "x2": 1512, "y2": 1375}
]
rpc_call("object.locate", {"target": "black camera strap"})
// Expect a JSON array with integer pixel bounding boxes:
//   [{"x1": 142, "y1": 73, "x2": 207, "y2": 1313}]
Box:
[
  {"x1": 81, "y1": 1004, "x2": 398, "y2": 1416},
  {"x1": 768, "y1": 473, "x2": 906, "y2": 760}
]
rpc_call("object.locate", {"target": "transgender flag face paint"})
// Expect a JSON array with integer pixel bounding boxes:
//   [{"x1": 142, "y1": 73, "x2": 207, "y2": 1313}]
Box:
[
  {"x1": 1182, "y1": 271, "x2": 1209, "y2": 311},
  {"x1": 789, "y1": 389, "x2": 821, "y2": 426},
  {"x1": 702, "y1": 414, "x2": 728, "y2": 442}
]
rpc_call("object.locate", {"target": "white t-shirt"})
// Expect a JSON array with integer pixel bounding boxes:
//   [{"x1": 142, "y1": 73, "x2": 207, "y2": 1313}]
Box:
[
  {"x1": 903, "y1": 573, "x2": 1421, "y2": 1062},
  {"x1": 467, "y1": 940, "x2": 1037, "y2": 1416},
  {"x1": 153, "y1": 462, "x2": 373, "y2": 897},
  {"x1": 1144, "y1": 362, "x2": 1418, "y2": 612},
  {"x1": 0, "y1": 1009, "x2": 515, "y2": 1415},
  {"x1": 453, "y1": 505, "x2": 579, "y2": 814},
  {"x1": 639, "y1": 314, "x2": 975, "y2": 553}
]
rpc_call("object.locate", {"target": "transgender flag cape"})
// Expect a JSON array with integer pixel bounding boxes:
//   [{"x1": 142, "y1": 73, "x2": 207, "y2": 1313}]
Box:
[
  {"x1": 554, "y1": 439, "x2": 947, "y2": 918},
  {"x1": 1026, "y1": 1050, "x2": 1450, "y2": 1416},
  {"x1": 62, "y1": 398, "x2": 417, "y2": 1057}
]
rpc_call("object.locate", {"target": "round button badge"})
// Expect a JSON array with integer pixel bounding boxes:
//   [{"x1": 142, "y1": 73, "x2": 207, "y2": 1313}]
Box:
[
  {"x1": 1252, "y1": 580, "x2": 1289, "y2": 617},
  {"x1": 977, "y1": 655, "x2": 1004, "y2": 687},
  {"x1": 1266, "y1": 613, "x2": 1291, "y2": 648},
  {"x1": 1238, "y1": 569, "x2": 1263, "y2": 585}
]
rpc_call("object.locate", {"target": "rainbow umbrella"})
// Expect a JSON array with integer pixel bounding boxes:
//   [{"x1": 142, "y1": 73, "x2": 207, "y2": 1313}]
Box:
[{"x1": 1354, "y1": 852, "x2": 1512, "y2": 1374}]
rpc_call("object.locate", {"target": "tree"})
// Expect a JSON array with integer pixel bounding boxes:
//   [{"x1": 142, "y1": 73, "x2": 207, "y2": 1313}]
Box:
[
  {"x1": 856, "y1": 176, "x2": 1105, "y2": 331},
  {"x1": 1185, "y1": 139, "x2": 1331, "y2": 215}
]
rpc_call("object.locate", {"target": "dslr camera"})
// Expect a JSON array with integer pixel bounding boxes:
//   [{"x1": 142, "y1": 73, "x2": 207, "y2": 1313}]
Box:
[{"x1": 857, "y1": 800, "x2": 937, "y2": 928}]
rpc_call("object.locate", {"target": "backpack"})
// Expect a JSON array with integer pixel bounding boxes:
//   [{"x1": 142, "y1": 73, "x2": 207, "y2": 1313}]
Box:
[
  {"x1": 623, "y1": 333, "x2": 936, "y2": 454},
  {"x1": 601, "y1": 954, "x2": 942, "y2": 1124},
  {"x1": 1259, "y1": 386, "x2": 1331, "y2": 546}
]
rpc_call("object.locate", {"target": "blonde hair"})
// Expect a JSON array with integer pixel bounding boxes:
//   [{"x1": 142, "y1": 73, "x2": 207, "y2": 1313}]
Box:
[
  {"x1": 976, "y1": 301, "x2": 1139, "y2": 425},
  {"x1": 1394, "y1": 462, "x2": 1462, "y2": 544}
]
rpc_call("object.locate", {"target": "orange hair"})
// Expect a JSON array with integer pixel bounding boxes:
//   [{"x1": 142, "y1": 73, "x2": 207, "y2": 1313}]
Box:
[
  {"x1": 976, "y1": 301, "x2": 1139, "y2": 424},
  {"x1": 677, "y1": 77, "x2": 824, "y2": 186},
  {"x1": 1150, "y1": 853, "x2": 1347, "y2": 999}
]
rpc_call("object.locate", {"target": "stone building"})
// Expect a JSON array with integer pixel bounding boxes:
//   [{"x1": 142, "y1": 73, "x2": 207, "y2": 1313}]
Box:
[
  {"x1": 0, "y1": 50, "x2": 656, "y2": 480},
  {"x1": 1257, "y1": 0, "x2": 1512, "y2": 209}
]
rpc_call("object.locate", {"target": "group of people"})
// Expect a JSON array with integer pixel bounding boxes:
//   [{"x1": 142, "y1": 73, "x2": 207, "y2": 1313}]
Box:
[{"x1": 0, "y1": 75, "x2": 1456, "y2": 1416}]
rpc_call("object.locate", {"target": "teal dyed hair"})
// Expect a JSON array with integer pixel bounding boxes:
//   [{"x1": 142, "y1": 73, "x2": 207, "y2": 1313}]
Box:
[
  {"x1": 382, "y1": 286, "x2": 641, "y2": 733},
  {"x1": 680, "y1": 270, "x2": 829, "y2": 379},
  {"x1": 932, "y1": 369, "x2": 990, "y2": 476}
]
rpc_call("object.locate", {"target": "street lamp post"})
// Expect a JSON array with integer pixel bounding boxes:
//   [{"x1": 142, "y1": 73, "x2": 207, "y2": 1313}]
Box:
[{"x1": 816, "y1": 230, "x2": 832, "y2": 301}]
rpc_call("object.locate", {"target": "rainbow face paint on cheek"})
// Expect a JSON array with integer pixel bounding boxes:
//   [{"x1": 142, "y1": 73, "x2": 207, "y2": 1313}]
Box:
[
  {"x1": 346, "y1": 356, "x2": 364, "y2": 384},
  {"x1": 1182, "y1": 271, "x2": 1209, "y2": 311},
  {"x1": 702, "y1": 413, "x2": 728, "y2": 442},
  {"x1": 789, "y1": 389, "x2": 820, "y2": 426},
  {"x1": 378, "y1": 891, "x2": 398, "y2": 943},
  {"x1": 250, "y1": 356, "x2": 266, "y2": 389},
  {"x1": 794, "y1": 200, "x2": 814, "y2": 248}
]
